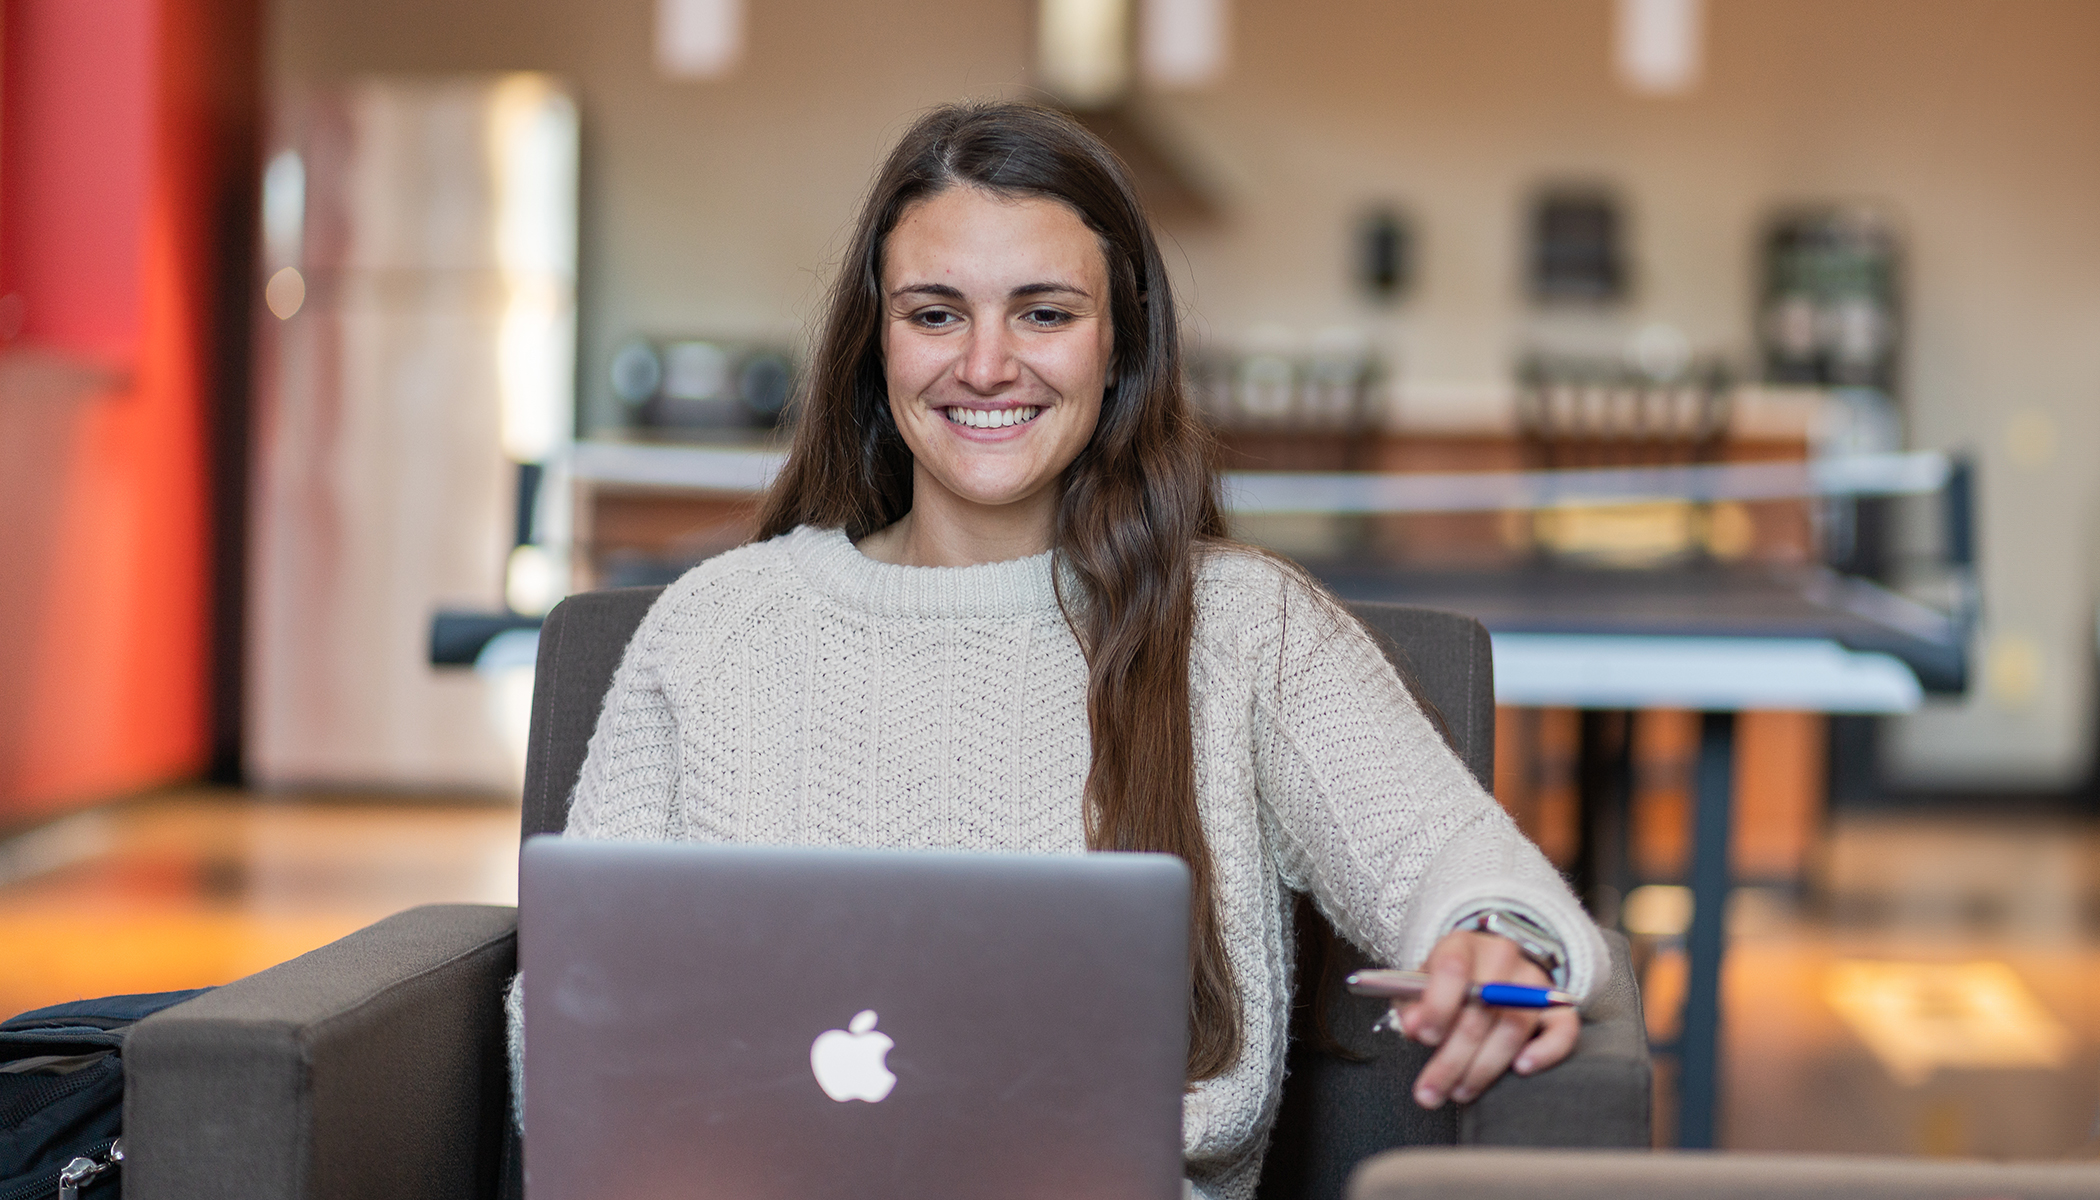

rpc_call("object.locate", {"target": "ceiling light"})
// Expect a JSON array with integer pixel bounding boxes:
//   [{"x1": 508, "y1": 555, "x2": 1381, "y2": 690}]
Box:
[
  {"x1": 1141, "y1": 0, "x2": 1227, "y2": 89},
  {"x1": 1040, "y1": 0, "x2": 1132, "y2": 110},
  {"x1": 1615, "y1": 0, "x2": 1703, "y2": 96},
  {"x1": 658, "y1": 0, "x2": 743, "y2": 80}
]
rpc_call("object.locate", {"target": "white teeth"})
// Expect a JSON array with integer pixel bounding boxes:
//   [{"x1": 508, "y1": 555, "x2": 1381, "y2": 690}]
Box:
[{"x1": 945, "y1": 406, "x2": 1039, "y2": 429}]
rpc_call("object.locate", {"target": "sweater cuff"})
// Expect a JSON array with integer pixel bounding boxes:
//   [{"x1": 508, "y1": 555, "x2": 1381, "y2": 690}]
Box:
[{"x1": 1402, "y1": 886, "x2": 1607, "y2": 1005}]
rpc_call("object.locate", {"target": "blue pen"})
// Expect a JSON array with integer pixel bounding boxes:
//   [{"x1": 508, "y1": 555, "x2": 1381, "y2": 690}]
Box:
[{"x1": 1345, "y1": 968, "x2": 1577, "y2": 1014}]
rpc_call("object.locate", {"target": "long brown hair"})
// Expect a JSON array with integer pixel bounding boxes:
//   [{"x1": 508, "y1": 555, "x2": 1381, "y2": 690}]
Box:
[{"x1": 757, "y1": 102, "x2": 1241, "y2": 1081}]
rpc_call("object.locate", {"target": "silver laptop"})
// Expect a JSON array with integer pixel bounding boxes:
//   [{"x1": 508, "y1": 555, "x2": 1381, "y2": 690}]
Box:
[{"x1": 520, "y1": 837, "x2": 1190, "y2": 1200}]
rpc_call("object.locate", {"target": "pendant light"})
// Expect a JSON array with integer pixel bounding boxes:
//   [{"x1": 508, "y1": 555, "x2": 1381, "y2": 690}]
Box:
[
  {"x1": 1615, "y1": 0, "x2": 1703, "y2": 96},
  {"x1": 1039, "y1": 0, "x2": 1133, "y2": 109},
  {"x1": 657, "y1": 0, "x2": 744, "y2": 80}
]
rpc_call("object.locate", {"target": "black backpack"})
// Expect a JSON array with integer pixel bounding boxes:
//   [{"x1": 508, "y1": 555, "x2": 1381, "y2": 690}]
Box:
[{"x1": 1, "y1": 989, "x2": 209, "y2": 1200}]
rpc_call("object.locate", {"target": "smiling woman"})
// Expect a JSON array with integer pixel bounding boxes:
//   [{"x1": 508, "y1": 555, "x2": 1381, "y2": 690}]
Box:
[
  {"x1": 519, "y1": 103, "x2": 1606, "y2": 1200},
  {"x1": 754, "y1": 104, "x2": 1252, "y2": 1094}
]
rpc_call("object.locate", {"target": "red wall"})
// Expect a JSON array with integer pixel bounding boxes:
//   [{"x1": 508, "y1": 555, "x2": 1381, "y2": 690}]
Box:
[{"x1": 0, "y1": 0, "x2": 256, "y2": 821}]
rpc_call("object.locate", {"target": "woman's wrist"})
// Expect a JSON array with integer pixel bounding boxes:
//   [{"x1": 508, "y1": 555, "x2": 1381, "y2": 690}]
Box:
[{"x1": 1451, "y1": 906, "x2": 1568, "y2": 987}]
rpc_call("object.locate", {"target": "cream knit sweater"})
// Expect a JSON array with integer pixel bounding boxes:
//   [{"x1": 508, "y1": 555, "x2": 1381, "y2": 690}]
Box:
[{"x1": 510, "y1": 524, "x2": 1604, "y2": 1199}]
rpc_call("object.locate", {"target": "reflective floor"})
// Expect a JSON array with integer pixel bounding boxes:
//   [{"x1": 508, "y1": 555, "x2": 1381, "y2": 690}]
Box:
[
  {"x1": 0, "y1": 789, "x2": 517, "y2": 1018},
  {"x1": 1683, "y1": 890, "x2": 2100, "y2": 1157},
  {"x1": 2, "y1": 792, "x2": 2097, "y2": 1158}
]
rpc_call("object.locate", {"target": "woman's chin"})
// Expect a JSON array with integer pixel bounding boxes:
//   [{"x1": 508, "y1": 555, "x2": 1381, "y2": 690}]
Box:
[{"x1": 919, "y1": 471, "x2": 1060, "y2": 517}]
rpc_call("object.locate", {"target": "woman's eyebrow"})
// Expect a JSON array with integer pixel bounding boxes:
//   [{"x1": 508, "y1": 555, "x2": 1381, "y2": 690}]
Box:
[
  {"x1": 1010, "y1": 281, "x2": 1089, "y2": 299},
  {"x1": 889, "y1": 282, "x2": 965, "y2": 300}
]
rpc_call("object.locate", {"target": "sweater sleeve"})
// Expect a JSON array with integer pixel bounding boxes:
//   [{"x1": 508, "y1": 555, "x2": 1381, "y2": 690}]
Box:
[
  {"x1": 1244, "y1": 577, "x2": 1608, "y2": 1004},
  {"x1": 562, "y1": 606, "x2": 683, "y2": 842}
]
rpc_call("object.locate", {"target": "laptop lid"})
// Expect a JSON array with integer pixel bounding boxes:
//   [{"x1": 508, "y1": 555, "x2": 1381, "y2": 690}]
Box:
[{"x1": 520, "y1": 838, "x2": 1190, "y2": 1200}]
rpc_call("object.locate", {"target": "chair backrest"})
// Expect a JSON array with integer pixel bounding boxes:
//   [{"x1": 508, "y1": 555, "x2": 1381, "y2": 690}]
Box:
[
  {"x1": 523, "y1": 590, "x2": 1494, "y2": 838},
  {"x1": 518, "y1": 586, "x2": 1498, "y2": 1200},
  {"x1": 521, "y1": 585, "x2": 666, "y2": 840}
]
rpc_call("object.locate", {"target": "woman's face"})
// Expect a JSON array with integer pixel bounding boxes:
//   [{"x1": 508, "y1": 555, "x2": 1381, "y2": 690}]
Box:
[{"x1": 881, "y1": 186, "x2": 1114, "y2": 519}]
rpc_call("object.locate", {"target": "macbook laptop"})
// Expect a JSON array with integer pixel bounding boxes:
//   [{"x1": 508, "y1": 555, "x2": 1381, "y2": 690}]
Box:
[{"x1": 519, "y1": 837, "x2": 1190, "y2": 1200}]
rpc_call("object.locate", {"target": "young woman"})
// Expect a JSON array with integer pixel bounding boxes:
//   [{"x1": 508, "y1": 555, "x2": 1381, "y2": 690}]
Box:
[{"x1": 517, "y1": 102, "x2": 1605, "y2": 1199}]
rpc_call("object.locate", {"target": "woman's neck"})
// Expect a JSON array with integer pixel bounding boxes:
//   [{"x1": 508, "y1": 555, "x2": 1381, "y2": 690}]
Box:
[{"x1": 855, "y1": 471, "x2": 1059, "y2": 568}]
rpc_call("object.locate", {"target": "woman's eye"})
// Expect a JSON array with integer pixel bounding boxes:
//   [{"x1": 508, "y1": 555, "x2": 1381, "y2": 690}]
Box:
[
  {"x1": 1022, "y1": 307, "x2": 1073, "y2": 327},
  {"x1": 912, "y1": 309, "x2": 960, "y2": 329}
]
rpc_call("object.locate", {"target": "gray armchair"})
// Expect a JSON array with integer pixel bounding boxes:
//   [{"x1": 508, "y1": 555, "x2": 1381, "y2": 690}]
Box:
[{"x1": 121, "y1": 588, "x2": 1651, "y2": 1200}]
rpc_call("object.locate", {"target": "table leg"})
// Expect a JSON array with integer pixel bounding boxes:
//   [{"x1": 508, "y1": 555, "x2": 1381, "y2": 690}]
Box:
[
  {"x1": 1677, "y1": 710, "x2": 1735, "y2": 1148},
  {"x1": 1574, "y1": 710, "x2": 1635, "y2": 926}
]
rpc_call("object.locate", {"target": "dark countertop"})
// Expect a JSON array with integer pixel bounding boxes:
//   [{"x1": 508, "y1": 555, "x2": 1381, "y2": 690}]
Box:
[{"x1": 1307, "y1": 561, "x2": 1968, "y2": 694}]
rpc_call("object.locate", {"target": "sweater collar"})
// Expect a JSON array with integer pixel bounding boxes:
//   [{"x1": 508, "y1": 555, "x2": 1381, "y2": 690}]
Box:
[{"x1": 784, "y1": 525, "x2": 1066, "y2": 620}]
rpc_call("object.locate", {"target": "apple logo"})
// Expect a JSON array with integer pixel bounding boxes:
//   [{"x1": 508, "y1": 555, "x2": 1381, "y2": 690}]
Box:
[{"x1": 809, "y1": 1009, "x2": 897, "y2": 1103}]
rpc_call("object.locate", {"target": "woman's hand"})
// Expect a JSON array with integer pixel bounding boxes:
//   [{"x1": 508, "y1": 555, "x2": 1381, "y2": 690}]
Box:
[{"x1": 1394, "y1": 929, "x2": 1580, "y2": 1108}]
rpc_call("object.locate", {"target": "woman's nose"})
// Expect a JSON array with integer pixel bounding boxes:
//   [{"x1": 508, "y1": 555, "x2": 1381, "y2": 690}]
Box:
[{"x1": 954, "y1": 324, "x2": 1021, "y2": 393}]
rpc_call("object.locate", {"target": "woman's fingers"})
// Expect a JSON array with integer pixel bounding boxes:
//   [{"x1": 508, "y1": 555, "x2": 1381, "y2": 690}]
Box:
[
  {"x1": 1419, "y1": 1007, "x2": 1575, "y2": 1106},
  {"x1": 1412, "y1": 999, "x2": 1498, "y2": 1107},
  {"x1": 1398, "y1": 927, "x2": 1572, "y2": 1108},
  {"x1": 1450, "y1": 1011, "x2": 1538, "y2": 1103},
  {"x1": 1514, "y1": 1007, "x2": 1581, "y2": 1075}
]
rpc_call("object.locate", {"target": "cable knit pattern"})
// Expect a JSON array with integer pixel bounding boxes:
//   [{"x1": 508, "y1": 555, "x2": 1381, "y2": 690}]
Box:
[{"x1": 513, "y1": 524, "x2": 1605, "y2": 1200}]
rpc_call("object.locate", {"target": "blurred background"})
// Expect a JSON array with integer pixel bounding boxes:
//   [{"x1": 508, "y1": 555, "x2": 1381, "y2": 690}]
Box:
[{"x1": 4, "y1": 0, "x2": 2099, "y2": 1159}]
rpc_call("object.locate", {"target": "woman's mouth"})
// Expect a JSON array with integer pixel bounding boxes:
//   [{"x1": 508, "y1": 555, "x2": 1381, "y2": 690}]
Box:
[{"x1": 943, "y1": 405, "x2": 1040, "y2": 430}]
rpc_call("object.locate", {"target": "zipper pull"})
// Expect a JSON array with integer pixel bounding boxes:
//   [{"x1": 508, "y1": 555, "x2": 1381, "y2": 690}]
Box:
[
  {"x1": 57, "y1": 1140, "x2": 121, "y2": 1200},
  {"x1": 57, "y1": 1158, "x2": 94, "y2": 1200}
]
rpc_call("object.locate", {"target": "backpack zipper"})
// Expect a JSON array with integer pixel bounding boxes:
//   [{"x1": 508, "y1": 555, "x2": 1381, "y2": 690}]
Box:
[
  {"x1": 0, "y1": 1138, "x2": 120, "y2": 1200},
  {"x1": 56, "y1": 1138, "x2": 122, "y2": 1200}
]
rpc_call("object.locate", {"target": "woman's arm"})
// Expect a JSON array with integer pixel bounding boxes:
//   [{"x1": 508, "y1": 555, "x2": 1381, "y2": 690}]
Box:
[
  {"x1": 1241, "y1": 573, "x2": 1606, "y2": 1099},
  {"x1": 562, "y1": 610, "x2": 685, "y2": 841}
]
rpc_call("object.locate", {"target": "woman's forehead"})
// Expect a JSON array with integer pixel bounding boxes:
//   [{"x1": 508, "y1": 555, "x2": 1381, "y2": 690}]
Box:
[{"x1": 884, "y1": 187, "x2": 1107, "y2": 294}]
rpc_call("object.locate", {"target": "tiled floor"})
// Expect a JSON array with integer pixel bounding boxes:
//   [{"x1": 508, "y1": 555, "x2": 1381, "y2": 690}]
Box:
[{"x1": 3, "y1": 791, "x2": 2098, "y2": 1159}]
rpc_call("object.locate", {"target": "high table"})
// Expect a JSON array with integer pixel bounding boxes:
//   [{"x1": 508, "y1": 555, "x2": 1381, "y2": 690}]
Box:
[{"x1": 1310, "y1": 562, "x2": 1968, "y2": 1148}]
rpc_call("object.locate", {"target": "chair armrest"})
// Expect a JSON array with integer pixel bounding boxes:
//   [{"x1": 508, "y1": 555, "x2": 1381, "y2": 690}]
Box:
[
  {"x1": 1349, "y1": 1148, "x2": 2100, "y2": 1200},
  {"x1": 123, "y1": 903, "x2": 519, "y2": 1200},
  {"x1": 1458, "y1": 930, "x2": 1650, "y2": 1148}
]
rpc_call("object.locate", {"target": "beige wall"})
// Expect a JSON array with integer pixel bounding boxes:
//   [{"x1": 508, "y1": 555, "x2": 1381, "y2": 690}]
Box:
[{"x1": 271, "y1": 0, "x2": 2100, "y2": 787}]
